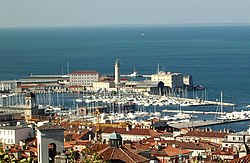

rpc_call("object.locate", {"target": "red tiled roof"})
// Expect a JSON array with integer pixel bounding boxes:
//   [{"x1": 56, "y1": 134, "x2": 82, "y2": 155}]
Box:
[
  {"x1": 123, "y1": 142, "x2": 151, "y2": 153},
  {"x1": 184, "y1": 130, "x2": 228, "y2": 138},
  {"x1": 102, "y1": 127, "x2": 171, "y2": 137},
  {"x1": 28, "y1": 146, "x2": 38, "y2": 154},
  {"x1": 212, "y1": 148, "x2": 236, "y2": 156},
  {"x1": 64, "y1": 130, "x2": 89, "y2": 141},
  {"x1": 99, "y1": 146, "x2": 149, "y2": 163},
  {"x1": 22, "y1": 153, "x2": 29, "y2": 158},
  {"x1": 64, "y1": 141, "x2": 73, "y2": 149},
  {"x1": 152, "y1": 145, "x2": 191, "y2": 157},
  {"x1": 70, "y1": 71, "x2": 99, "y2": 75},
  {"x1": 90, "y1": 144, "x2": 109, "y2": 152},
  {"x1": 230, "y1": 154, "x2": 250, "y2": 163}
]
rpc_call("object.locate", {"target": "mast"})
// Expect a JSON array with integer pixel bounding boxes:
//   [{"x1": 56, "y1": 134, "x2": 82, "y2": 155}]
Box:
[
  {"x1": 67, "y1": 62, "x2": 70, "y2": 75},
  {"x1": 220, "y1": 91, "x2": 223, "y2": 114},
  {"x1": 157, "y1": 64, "x2": 160, "y2": 74}
]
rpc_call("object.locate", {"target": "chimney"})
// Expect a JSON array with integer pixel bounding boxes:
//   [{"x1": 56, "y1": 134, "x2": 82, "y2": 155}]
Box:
[
  {"x1": 89, "y1": 132, "x2": 92, "y2": 141},
  {"x1": 126, "y1": 125, "x2": 130, "y2": 132}
]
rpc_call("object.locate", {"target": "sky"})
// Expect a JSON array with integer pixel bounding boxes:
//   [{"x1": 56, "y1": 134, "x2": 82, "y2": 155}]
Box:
[{"x1": 0, "y1": 0, "x2": 250, "y2": 27}]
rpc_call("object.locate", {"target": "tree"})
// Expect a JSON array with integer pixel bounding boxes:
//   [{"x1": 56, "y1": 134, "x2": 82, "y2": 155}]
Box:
[{"x1": 82, "y1": 152, "x2": 105, "y2": 163}]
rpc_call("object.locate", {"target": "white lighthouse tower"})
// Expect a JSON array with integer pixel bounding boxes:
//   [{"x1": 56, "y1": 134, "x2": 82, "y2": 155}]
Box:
[{"x1": 114, "y1": 59, "x2": 120, "y2": 88}]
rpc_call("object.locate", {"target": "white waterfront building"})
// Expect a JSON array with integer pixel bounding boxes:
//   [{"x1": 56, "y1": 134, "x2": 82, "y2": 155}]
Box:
[
  {"x1": 69, "y1": 70, "x2": 100, "y2": 87},
  {"x1": 150, "y1": 71, "x2": 184, "y2": 89},
  {"x1": 92, "y1": 81, "x2": 115, "y2": 90}
]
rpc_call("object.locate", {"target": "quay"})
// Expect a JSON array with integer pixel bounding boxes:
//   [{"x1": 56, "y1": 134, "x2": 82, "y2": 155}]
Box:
[
  {"x1": 168, "y1": 96, "x2": 236, "y2": 107},
  {"x1": 169, "y1": 118, "x2": 250, "y2": 129},
  {"x1": 162, "y1": 109, "x2": 226, "y2": 115}
]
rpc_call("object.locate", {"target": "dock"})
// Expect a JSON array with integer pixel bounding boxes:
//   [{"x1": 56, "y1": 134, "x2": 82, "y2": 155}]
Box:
[
  {"x1": 168, "y1": 118, "x2": 250, "y2": 129},
  {"x1": 162, "y1": 109, "x2": 225, "y2": 115},
  {"x1": 168, "y1": 96, "x2": 236, "y2": 107}
]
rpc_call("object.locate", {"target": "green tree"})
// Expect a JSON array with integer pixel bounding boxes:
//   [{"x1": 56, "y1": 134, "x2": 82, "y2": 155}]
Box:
[{"x1": 82, "y1": 152, "x2": 104, "y2": 163}]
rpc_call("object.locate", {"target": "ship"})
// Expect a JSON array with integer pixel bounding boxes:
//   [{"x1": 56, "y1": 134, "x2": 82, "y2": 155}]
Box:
[{"x1": 122, "y1": 69, "x2": 142, "y2": 77}]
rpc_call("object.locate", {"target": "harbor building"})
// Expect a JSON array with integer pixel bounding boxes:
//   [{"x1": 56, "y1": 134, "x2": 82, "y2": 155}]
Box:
[
  {"x1": 183, "y1": 75, "x2": 193, "y2": 90},
  {"x1": 69, "y1": 70, "x2": 100, "y2": 88},
  {"x1": 0, "y1": 80, "x2": 17, "y2": 92},
  {"x1": 92, "y1": 81, "x2": 115, "y2": 91},
  {"x1": 124, "y1": 80, "x2": 166, "y2": 95},
  {"x1": 150, "y1": 71, "x2": 184, "y2": 89},
  {"x1": 0, "y1": 74, "x2": 69, "y2": 93}
]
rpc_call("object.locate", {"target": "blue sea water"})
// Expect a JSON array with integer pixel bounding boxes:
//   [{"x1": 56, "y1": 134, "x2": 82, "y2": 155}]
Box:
[{"x1": 1, "y1": 25, "x2": 250, "y2": 131}]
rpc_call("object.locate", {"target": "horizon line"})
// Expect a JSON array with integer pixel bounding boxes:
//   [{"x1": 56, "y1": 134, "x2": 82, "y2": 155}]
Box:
[{"x1": 1, "y1": 23, "x2": 250, "y2": 29}]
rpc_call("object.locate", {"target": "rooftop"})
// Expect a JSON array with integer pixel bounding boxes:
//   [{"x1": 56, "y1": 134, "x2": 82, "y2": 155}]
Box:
[
  {"x1": 70, "y1": 70, "x2": 99, "y2": 75},
  {"x1": 99, "y1": 146, "x2": 149, "y2": 163},
  {"x1": 37, "y1": 123, "x2": 65, "y2": 131},
  {"x1": 184, "y1": 130, "x2": 228, "y2": 138},
  {"x1": 0, "y1": 125, "x2": 30, "y2": 130},
  {"x1": 102, "y1": 127, "x2": 172, "y2": 137}
]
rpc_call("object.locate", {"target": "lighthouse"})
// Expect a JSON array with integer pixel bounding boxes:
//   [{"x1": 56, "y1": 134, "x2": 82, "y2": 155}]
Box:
[{"x1": 114, "y1": 59, "x2": 120, "y2": 87}]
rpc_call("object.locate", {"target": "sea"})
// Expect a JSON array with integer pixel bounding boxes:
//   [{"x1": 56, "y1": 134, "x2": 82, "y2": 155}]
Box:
[{"x1": 0, "y1": 25, "x2": 250, "y2": 131}]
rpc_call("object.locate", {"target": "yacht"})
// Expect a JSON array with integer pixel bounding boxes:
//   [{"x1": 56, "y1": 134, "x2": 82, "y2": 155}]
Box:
[{"x1": 124, "y1": 69, "x2": 142, "y2": 77}]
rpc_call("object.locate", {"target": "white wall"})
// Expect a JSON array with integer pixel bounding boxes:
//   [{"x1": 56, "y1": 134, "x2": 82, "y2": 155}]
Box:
[{"x1": 0, "y1": 127, "x2": 31, "y2": 145}]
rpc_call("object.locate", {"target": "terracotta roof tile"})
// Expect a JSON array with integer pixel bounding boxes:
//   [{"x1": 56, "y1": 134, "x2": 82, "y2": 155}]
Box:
[
  {"x1": 230, "y1": 154, "x2": 250, "y2": 163},
  {"x1": 102, "y1": 127, "x2": 171, "y2": 137},
  {"x1": 212, "y1": 148, "x2": 236, "y2": 156},
  {"x1": 152, "y1": 146, "x2": 192, "y2": 157},
  {"x1": 184, "y1": 130, "x2": 228, "y2": 138},
  {"x1": 99, "y1": 146, "x2": 149, "y2": 163},
  {"x1": 90, "y1": 144, "x2": 109, "y2": 152}
]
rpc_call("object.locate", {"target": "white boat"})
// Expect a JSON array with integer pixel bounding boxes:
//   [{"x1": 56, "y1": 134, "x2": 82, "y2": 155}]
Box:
[
  {"x1": 76, "y1": 98, "x2": 83, "y2": 103},
  {"x1": 173, "y1": 112, "x2": 192, "y2": 120},
  {"x1": 123, "y1": 69, "x2": 142, "y2": 77}
]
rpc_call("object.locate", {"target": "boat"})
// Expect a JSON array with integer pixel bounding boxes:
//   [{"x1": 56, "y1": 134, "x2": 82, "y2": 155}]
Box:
[{"x1": 123, "y1": 69, "x2": 142, "y2": 77}]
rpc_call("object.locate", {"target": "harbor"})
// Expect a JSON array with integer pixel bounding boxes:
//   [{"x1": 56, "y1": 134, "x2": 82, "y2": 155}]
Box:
[{"x1": 0, "y1": 59, "x2": 243, "y2": 132}]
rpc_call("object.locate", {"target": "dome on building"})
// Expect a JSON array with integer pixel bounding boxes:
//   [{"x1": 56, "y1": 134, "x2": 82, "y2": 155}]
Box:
[
  {"x1": 109, "y1": 132, "x2": 122, "y2": 148},
  {"x1": 109, "y1": 131, "x2": 122, "y2": 140}
]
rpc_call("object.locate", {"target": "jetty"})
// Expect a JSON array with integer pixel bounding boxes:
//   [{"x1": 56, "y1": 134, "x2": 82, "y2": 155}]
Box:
[
  {"x1": 169, "y1": 118, "x2": 250, "y2": 129},
  {"x1": 162, "y1": 109, "x2": 225, "y2": 115},
  {"x1": 167, "y1": 96, "x2": 236, "y2": 107}
]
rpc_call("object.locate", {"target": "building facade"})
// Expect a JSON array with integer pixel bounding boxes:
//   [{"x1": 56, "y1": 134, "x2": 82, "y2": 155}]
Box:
[
  {"x1": 69, "y1": 71, "x2": 100, "y2": 87},
  {"x1": 151, "y1": 72, "x2": 184, "y2": 89},
  {"x1": 0, "y1": 126, "x2": 32, "y2": 148}
]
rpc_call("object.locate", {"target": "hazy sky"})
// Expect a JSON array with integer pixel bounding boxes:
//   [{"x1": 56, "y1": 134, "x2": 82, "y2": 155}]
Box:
[{"x1": 1, "y1": 0, "x2": 250, "y2": 27}]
